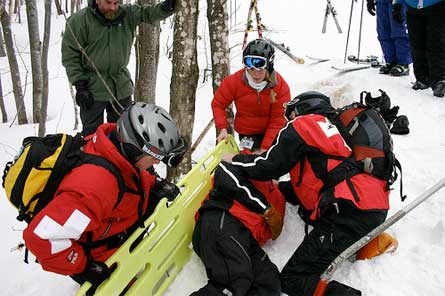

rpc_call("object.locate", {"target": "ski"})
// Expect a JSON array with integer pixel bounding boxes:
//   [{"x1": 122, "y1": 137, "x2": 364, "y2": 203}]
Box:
[
  {"x1": 242, "y1": 0, "x2": 257, "y2": 49},
  {"x1": 266, "y1": 38, "x2": 305, "y2": 64},
  {"x1": 331, "y1": 64, "x2": 371, "y2": 73},
  {"x1": 306, "y1": 55, "x2": 330, "y2": 64},
  {"x1": 313, "y1": 178, "x2": 445, "y2": 296},
  {"x1": 347, "y1": 55, "x2": 381, "y2": 68}
]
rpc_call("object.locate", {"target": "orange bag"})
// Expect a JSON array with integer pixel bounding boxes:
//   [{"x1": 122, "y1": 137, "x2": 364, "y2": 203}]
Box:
[{"x1": 356, "y1": 232, "x2": 398, "y2": 260}]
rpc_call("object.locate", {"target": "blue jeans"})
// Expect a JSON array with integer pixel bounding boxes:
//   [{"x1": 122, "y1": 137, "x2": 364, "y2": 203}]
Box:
[{"x1": 376, "y1": 2, "x2": 412, "y2": 65}]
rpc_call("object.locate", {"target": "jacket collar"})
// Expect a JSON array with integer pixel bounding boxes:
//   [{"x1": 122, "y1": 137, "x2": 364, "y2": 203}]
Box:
[
  {"x1": 242, "y1": 69, "x2": 278, "y2": 91},
  {"x1": 87, "y1": 123, "x2": 141, "y2": 188},
  {"x1": 88, "y1": 0, "x2": 126, "y2": 26}
]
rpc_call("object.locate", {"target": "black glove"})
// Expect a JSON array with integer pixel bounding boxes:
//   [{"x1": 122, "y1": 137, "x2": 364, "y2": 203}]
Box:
[
  {"x1": 74, "y1": 80, "x2": 94, "y2": 110},
  {"x1": 381, "y1": 105, "x2": 400, "y2": 125},
  {"x1": 73, "y1": 260, "x2": 110, "y2": 287},
  {"x1": 160, "y1": 0, "x2": 176, "y2": 12},
  {"x1": 392, "y1": 3, "x2": 403, "y2": 24},
  {"x1": 151, "y1": 177, "x2": 180, "y2": 203},
  {"x1": 366, "y1": 0, "x2": 376, "y2": 16}
]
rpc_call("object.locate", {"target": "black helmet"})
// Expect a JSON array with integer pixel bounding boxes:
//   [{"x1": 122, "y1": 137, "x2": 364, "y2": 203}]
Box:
[
  {"x1": 285, "y1": 91, "x2": 333, "y2": 120},
  {"x1": 243, "y1": 39, "x2": 275, "y2": 73},
  {"x1": 117, "y1": 102, "x2": 188, "y2": 167}
]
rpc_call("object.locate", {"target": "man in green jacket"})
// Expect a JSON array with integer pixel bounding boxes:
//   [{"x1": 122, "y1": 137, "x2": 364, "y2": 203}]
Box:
[{"x1": 62, "y1": 0, "x2": 176, "y2": 136}]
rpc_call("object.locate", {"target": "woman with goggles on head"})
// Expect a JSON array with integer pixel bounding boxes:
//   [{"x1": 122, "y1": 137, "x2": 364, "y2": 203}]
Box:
[{"x1": 211, "y1": 39, "x2": 291, "y2": 153}]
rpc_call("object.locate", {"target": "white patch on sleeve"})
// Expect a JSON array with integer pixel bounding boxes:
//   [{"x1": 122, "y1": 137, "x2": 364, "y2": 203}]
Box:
[
  {"x1": 33, "y1": 209, "x2": 91, "y2": 254},
  {"x1": 317, "y1": 120, "x2": 340, "y2": 138},
  {"x1": 318, "y1": 119, "x2": 351, "y2": 151}
]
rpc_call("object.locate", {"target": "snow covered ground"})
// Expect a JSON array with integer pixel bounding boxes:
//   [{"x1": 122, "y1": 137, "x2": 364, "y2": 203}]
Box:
[{"x1": 0, "y1": 0, "x2": 444, "y2": 295}]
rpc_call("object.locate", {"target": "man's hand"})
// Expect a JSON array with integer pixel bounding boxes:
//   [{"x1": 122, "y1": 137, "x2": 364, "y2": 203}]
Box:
[
  {"x1": 74, "y1": 260, "x2": 110, "y2": 287},
  {"x1": 221, "y1": 153, "x2": 235, "y2": 163},
  {"x1": 261, "y1": 206, "x2": 284, "y2": 240},
  {"x1": 392, "y1": 3, "x2": 403, "y2": 24},
  {"x1": 161, "y1": 0, "x2": 176, "y2": 12},
  {"x1": 153, "y1": 177, "x2": 180, "y2": 202},
  {"x1": 216, "y1": 128, "x2": 228, "y2": 143},
  {"x1": 74, "y1": 81, "x2": 94, "y2": 110},
  {"x1": 366, "y1": 0, "x2": 376, "y2": 16}
]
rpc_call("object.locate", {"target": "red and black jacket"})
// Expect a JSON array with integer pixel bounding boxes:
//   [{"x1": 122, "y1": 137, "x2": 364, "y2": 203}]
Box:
[
  {"x1": 198, "y1": 154, "x2": 285, "y2": 245},
  {"x1": 231, "y1": 114, "x2": 389, "y2": 221}
]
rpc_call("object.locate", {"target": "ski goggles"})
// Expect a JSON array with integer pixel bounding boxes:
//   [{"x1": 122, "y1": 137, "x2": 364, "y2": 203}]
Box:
[
  {"x1": 243, "y1": 55, "x2": 267, "y2": 70},
  {"x1": 162, "y1": 136, "x2": 189, "y2": 168}
]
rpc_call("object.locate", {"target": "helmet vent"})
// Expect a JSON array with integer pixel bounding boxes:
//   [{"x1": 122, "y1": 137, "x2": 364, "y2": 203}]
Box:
[
  {"x1": 138, "y1": 115, "x2": 144, "y2": 124},
  {"x1": 161, "y1": 113, "x2": 171, "y2": 121},
  {"x1": 142, "y1": 131, "x2": 150, "y2": 142},
  {"x1": 158, "y1": 122, "x2": 166, "y2": 133},
  {"x1": 158, "y1": 139, "x2": 165, "y2": 150}
]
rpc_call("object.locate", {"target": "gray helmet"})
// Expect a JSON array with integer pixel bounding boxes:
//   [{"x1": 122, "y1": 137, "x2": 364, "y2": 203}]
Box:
[
  {"x1": 285, "y1": 91, "x2": 334, "y2": 119},
  {"x1": 117, "y1": 102, "x2": 181, "y2": 160},
  {"x1": 243, "y1": 39, "x2": 275, "y2": 72}
]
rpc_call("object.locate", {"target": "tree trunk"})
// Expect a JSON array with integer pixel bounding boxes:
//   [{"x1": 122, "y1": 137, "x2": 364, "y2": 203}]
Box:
[
  {"x1": 25, "y1": 0, "x2": 43, "y2": 124},
  {"x1": 0, "y1": 27, "x2": 6, "y2": 57},
  {"x1": 53, "y1": 0, "x2": 62, "y2": 15},
  {"x1": 39, "y1": 0, "x2": 51, "y2": 136},
  {"x1": 207, "y1": 0, "x2": 234, "y2": 137},
  {"x1": 1, "y1": 9, "x2": 27, "y2": 124},
  {"x1": 167, "y1": 0, "x2": 199, "y2": 182},
  {"x1": 0, "y1": 74, "x2": 6, "y2": 122},
  {"x1": 134, "y1": 0, "x2": 160, "y2": 103},
  {"x1": 68, "y1": 83, "x2": 79, "y2": 130}
]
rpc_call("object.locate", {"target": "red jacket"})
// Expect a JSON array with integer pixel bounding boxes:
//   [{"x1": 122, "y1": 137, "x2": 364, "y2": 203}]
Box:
[
  {"x1": 211, "y1": 69, "x2": 290, "y2": 149},
  {"x1": 231, "y1": 114, "x2": 389, "y2": 220},
  {"x1": 198, "y1": 173, "x2": 285, "y2": 246},
  {"x1": 228, "y1": 179, "x2": 285, "y2": 245},
  {"x1": 23, "y1": 124, "x2": 156, "y2": 275}
]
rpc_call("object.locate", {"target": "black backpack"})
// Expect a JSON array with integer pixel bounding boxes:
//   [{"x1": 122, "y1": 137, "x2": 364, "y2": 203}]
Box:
[{"x1": 326, "y1": 96, "x2": 405, "y2": 201}]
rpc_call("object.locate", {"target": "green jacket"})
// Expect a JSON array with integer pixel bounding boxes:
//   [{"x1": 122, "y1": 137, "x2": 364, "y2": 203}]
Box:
[{"x1": 62, "y1": 2, "x2": 172, "y2": 101}]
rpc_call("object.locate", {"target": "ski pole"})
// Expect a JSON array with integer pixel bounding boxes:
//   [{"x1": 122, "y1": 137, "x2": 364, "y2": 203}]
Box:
[
  {"x1": 253, "y1": 0, "x2": 263, "y2": 39},
  {"x1": 356, "y1": 0, "x2": 365, "y2": 64},
  {"x1": 326, "y1": 0, "x2": 342, "y2": 34},
  {"x1": 344, "y1": 0, "x2": 356, "y2": 63},
  {"x1": 313, "y1": 177, "x2": 445, "y2": 296},
  {"x1": 190, "y1": 118, "x2": 215, "y2": 155},
  {"x1": 242, "y1": 0, "x2": 256, "y2": 49}
]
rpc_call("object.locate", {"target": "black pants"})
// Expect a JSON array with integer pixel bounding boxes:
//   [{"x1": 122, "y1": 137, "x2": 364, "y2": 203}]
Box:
[
  {"x1": 406, "y1": 2, "x2": 445, "y2": 85},
  {"x1": 191, "y1": 210, "x2": 281, "y2": 296},
  {"x1": 80, "y1": 97, "x2": 131, "y2": 137},
  {"x1": 280, "y1": 202, "x2": 387, "y2": 296}
]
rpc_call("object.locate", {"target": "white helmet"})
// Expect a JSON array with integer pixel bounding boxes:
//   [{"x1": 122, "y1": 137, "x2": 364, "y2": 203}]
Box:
[{"x1": 117, "y1": 102, "x2": 188, "y2": 167}]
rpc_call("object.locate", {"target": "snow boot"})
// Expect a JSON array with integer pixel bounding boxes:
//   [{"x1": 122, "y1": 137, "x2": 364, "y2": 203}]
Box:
[
  {"x1": 325, "y1": 280, "x2": 362, "y2": 295},
  {"x1": 356, "y1": 232, "x2": 399, "y2": 260},
  {"x1": 379, "y1": 62, "x2": 396, "y2": 74},
  {"x1": 433, "y1": 80, "x2": 445, "y2": 97},
  {"x1": 412, "y1": 80, "x2": 430, "y2": 90},
  {"x1": 389, "y1": 64, "x2": 409, "y2": 76},
  {"x1": 390, "y1": 115, "x2": 410, "y2": 135}
]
